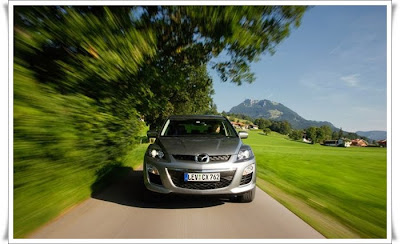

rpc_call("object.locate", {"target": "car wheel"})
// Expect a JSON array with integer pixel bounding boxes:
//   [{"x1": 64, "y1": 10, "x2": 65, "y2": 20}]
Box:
[{"x1": 237, "y1": 187, "x2": 256, "y2": 203}]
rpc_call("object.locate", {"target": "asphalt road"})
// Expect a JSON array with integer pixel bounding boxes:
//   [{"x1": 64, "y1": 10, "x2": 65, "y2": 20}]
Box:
[{"x1": 29, "y1": 168, "x2": 325, "y2": 239}]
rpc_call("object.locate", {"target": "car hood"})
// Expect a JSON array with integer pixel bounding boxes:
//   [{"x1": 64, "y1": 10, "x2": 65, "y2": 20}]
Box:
[{"x1": 157, "y1": 137, "x2": 242, "y2": 155}]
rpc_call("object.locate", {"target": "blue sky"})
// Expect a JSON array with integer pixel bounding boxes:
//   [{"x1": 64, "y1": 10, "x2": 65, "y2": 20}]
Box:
[{"x1": 210, "y1": 5, "x2": 388, "y2": 132}]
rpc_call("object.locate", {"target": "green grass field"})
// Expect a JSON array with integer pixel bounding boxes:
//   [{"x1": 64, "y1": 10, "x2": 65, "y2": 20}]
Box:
[
  {"x1": 246, "y1": 130, "x2": 387, "y2": 238},
  {"x1": 15, "y1": 129, "x2": 386, "y2": 239}
]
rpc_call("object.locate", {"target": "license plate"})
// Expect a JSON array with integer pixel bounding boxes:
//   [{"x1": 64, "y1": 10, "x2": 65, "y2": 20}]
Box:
[{"x1": 184, "y1": 173, "x2": 220, "y2": 182}]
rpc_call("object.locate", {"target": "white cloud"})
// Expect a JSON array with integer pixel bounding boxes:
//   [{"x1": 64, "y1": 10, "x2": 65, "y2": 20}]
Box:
[{"x1": 340, "y1": 73, "x2": 360, "y2": 87}]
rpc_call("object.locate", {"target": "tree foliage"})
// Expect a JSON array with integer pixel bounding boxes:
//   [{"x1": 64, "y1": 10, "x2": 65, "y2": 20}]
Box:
[
  {"x1": 225, "y1": 112, "x2": 255, "y2": 122},
  {"x1": 254, "y1": 118, "x2": 272, "y2": 129},
  {"x1": 306, "y1": 127, "x2": 317, "y2": 144},
  {"x1": 135, "y1": 6, "x2": 308, "y2": 126},
  {"x1": 289, "y1": 129, "x2": 303, "y2": 141},
  {"x1": 263, "y1": 128, "x2": 272, "y2": 135},
  {"x1": 13, "y1": 5, "x2": 308, "y2": 237}
]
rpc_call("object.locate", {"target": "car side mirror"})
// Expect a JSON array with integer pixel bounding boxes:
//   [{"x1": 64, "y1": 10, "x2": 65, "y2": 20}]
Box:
[
  {"x1": 147, "y1": 130, "x2": 158, "y2": 138},
  {"x1": 238, "y1": 131, "x2": 248, "y2": 139}
]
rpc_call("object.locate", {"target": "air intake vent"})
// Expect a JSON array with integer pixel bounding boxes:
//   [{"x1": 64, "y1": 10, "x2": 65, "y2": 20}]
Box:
[
  {"x1": 240, "y1": 173, "x2": 253, "y2": 185},
  {"x1": 173, "y1": 155, "x2": 231, "y2": 162},
  {"x1": 209, "y1": 155, "x2": 230, "y2": 161},
  {"x1": 172, "y1": 155, "x2": 195, "y2": 161}
]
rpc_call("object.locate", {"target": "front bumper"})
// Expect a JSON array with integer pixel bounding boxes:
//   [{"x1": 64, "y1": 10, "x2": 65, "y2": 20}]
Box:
[{"x1": 143, "y1": 156, "x2": 256, "y2": 195}]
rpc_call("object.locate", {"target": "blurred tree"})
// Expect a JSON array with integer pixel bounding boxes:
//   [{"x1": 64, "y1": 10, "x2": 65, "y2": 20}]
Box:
[
  {"x1": 332, "y1": 131, "x2": 339, "y2": 140},
  {"x1": 263, "y1": 128, "x2": 272, "y2": 135},
  {"x1": 15, "y1": 6, "x2": 308, "y2": 128},
  {"x1": 201, "y1": 102, "x2": 219, "y2": 115},
  {"x1": 135, "y1": 6, "x2": 308, "y2": 126},
  {"x1": 338, "y1": 128, "x2": 344, "y2": 139},
  {"x1": 320, "y1": 125, "x2": 332, "y2": 141},
  {"x1": 254, "y1": 118, "x2": 272, "y2": 129},
  {"x1": 13, "y1": 5, "x2": 309, "y2": 236},
  {"x1": 315, "y1": 127, "x2": 324, "y2": 144},
  {"x1": 306, "y1": 126, "x2": 317, "y2": 144},
  {"x1": 227, "y1": 113, "x2": 254, "y2": 122},
  {"x1": 280, "y1": 120, "x2": 292, "y2": 135},
  {"x1": 289, "y1": 129, "x2": 303, "y2": 140},
  {"x1": 137, "y1": 6, "x2": 308, "y2": 84}
]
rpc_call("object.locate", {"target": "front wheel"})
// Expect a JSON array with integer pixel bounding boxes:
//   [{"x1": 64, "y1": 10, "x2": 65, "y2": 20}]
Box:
[{"x1": 237, "y1": 187, "x2": 256, "y2": 203}]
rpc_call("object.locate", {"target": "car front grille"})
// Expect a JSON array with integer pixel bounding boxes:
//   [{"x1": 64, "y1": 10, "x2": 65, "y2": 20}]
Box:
[
  {"x1": 172, "y1": 154, "x2": 231, "y2": 162},
  {"x1": 173, "y1": 155, "x2": 195, "y2": 161},
  {"x1": 168, "y1": 169, "x2": 236, "y2": 190},
  {"x1": 240, "y1": 172, "x2": 253, "y2": 185},
  {"x1": 209, "y1": 155, "x2": 231, "y2": 161}
]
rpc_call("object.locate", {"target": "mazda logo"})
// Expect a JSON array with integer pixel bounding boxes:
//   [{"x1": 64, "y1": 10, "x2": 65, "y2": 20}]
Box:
[{"x1": 195, "y1": 153, "x2": 210, "y2": 163}]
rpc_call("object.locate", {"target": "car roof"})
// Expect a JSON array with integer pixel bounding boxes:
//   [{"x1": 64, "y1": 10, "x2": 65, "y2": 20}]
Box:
[{"x1": 167, "y1": 115, "x2": 227, "y2": 120}]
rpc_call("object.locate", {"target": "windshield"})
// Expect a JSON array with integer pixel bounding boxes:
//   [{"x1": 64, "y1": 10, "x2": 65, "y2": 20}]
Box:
[{"x1": 161, "y1": 118, "x2": 237, "y2": 137}]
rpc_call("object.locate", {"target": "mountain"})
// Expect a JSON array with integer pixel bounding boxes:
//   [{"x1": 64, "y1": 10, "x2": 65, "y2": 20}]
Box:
[
  {"x1": 229, "y1": 99, "x2": 338, "y2": 130},
  {"x1": 356, "y1": 131, "x2": 387, "y2": 141}
]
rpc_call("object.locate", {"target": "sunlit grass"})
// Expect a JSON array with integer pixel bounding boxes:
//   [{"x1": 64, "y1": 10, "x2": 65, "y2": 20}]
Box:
[
  {"x1": 14, "y1": 127, "x2": 387, "y2": 238},
  {"x1": 246, "y1": 130, "x2": 387, "y2": 238}
]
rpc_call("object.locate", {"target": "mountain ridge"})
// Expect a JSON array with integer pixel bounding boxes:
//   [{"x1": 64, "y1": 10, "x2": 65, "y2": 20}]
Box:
[
  {"x1": 355, "y1": 131, "x2": 387, "y2": 141},
  {"x1": 229, "y1": 99, "x2": 338, "y2": 130}
]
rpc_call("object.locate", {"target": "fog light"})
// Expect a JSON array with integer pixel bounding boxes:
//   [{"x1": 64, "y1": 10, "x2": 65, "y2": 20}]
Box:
[
  {"x1": 243, "y1": 164, "x2": 255, "y2": 175},
  {"x1": 147, "y1": 165, "x2": 160, "y2": 175}
]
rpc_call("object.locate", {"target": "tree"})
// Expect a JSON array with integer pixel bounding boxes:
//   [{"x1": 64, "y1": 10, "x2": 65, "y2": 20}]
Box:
[
  {"x1": 268, "y1": 120, "x2": 292, "y2": 135},
  {"x1": 289, "y1": 130, "x2": 303, "y2": 140},
  {"x1": 202, "y1": 102, "x2": 219, "y2": 115},
  {"x1": 15, "y1": 6, "x2": 309, "y2": 128},
  {"x1": 315, "y1": 127, "x2": 324, "y2": 144},
  {"x1": 254, "y1": 118, "x2": 272, "y2": 130},
  {"x1": 338, "y1": 128, "x2": 344, "y2": 139},
  {"x1": 332, "y1": 131, "x2": 339, "y2": 140},
  {"x1": 136, "y1": 6, "x2": 308, "y2": 126},
  {"x1": 263, "y1": 128, "x2": 272, "y2": 135},
  {"x1": 280, "y1": 120, "x2": 292, "y2": 135},
  {"x1": 13, "y1": 6, "x2": 310, "y2": 236},
  {"x1": 306, "y1": 127, "x2": 317, "y2": 144},
  {"x1": 320, "y1": 125, "x2": 332, "y2": 141}
]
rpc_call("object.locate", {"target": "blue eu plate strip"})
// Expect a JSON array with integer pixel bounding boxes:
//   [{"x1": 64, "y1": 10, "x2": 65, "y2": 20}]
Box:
[{"x1": 184, "y1": 173, "x2": 188, "y2": 182}]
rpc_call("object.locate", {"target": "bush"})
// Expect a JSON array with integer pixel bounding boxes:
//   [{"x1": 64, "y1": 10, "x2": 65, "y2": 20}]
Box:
[
  {"x1": 14, "y1": 64, "x2": 146, "y2": 237},
  {"x1": 263, "y1": 128, "x2": 272, "y2": 135}
]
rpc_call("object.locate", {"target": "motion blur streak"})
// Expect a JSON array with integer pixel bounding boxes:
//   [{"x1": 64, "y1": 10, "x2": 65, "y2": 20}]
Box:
[{"x1": 13, "y1": 6, "x2": 307, "y2": 237}]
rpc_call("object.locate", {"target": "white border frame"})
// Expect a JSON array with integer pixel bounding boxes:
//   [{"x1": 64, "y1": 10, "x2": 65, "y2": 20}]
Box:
[{"x1": 8, "y1": 1, "x2": 392, "y2": 244}]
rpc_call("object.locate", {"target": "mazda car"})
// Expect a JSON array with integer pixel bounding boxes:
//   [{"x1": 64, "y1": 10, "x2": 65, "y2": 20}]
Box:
[{"x1": 143, "y1": 115, "x2": 256, "y2": 202}]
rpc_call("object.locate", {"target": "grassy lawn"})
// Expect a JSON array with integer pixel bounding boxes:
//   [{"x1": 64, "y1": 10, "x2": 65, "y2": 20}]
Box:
[
  {"x1": 246, "y1": 130, "x2": 387, "y2": 238},
  {"x1": 14, "y1": 143, "x2": 148, "y2": 238},
  {"x1": 15, "y1": 129, "x2": 387, "y2": 239}
]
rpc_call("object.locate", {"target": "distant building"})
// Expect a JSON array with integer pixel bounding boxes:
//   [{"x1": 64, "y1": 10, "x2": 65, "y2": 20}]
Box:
[
  {"x1": 377, "y1": 140, "x2": 387, "y2": 147},
  {"x1": 231, "y1": 122, "x2": 248, "y2": 130},
  {"x1": 248, "y1": 124, "x2": 259, "y2": 130},
  {"x1": 323, "y1": 140, "x2": 338, "y2": 146},
  {"x1": 322, "y1": 139, "x2": 351, "y2": 147},
  {"x1": 338, "y1": 139, "x2": 351, "y2": 147},
  {"x1": 351, "y1": 139, "x2": 368, "y2": 147}
]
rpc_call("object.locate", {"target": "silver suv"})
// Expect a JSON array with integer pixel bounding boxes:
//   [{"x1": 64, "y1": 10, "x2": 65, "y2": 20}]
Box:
[{"x1": 143, "y1": 115, "x2": 256, "y2": 202}]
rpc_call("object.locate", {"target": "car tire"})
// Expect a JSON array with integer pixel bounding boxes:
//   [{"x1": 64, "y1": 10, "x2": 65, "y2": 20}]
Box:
[{"x1": 237, "y1": 187, "x2": 256, "y2": 203}]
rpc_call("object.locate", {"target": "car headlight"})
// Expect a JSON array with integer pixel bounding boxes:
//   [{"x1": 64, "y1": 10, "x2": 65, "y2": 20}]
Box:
[
  {"x1": 148, "y1": 148, "x2": 165, "y2": 159},
  {"x1": 237, "y1": 148, "x2": 254, "y2": 161}
]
